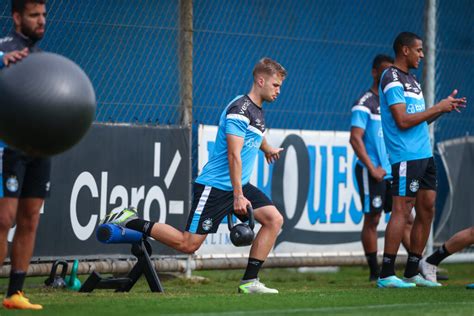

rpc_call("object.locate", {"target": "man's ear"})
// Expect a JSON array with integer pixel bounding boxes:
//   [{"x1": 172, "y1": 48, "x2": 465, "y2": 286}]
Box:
[
  {"x1": 12, "y1": 12, "x2": 22, "y2": 28},
  {"x1": 256, "y1": 75, "x2": 265, "y2": 87},
  {"x1": 402, "y1": 45, "x2": 410, "y2": 56}
]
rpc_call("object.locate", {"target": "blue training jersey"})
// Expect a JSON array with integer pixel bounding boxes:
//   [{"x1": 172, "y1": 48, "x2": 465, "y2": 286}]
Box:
[
  {"x1": 379, "y1": 66, "x2": 432, "y2": 164},
  {"x1": 196, "y1": 95, "x2": 265, "y2": 191},
  {"x1": 350, "y1": 90, "x2": 392, "y2": 179}
]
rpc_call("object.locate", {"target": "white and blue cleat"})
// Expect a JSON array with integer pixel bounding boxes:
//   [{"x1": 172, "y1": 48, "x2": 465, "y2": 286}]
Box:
[
  {"x1": 377, "y1": 275, "x2": 416, "y2": 288},
  {"x1": 403, "y1": 273, "x2": 441, "y2": 287}
]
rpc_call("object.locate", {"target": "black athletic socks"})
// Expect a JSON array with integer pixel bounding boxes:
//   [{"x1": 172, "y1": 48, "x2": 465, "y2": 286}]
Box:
[
  {"x1": 426, "y1": 244, "x2": 451, "y2": 266},
  {"x1": 7, "y1": 271, "x2": 26, "y2": 297},
  {"x1": 242, "y1": 258, "x2": 264, "y2": 281},
  {"x1": 379, "y1": 253, "x2": 397, "y2": 278},
  {"x1": 125, "y1": 219, "x2": 155, "y2": 236},
  {"x1": 404, "y1": 252, "x2": 422, "y2": 278},
  {"x1": 365, "y1": 252, "x2": 379, "y2": 279}
]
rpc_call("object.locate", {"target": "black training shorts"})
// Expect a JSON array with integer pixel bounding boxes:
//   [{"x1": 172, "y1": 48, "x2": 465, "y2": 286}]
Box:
[
  {"x1": 1, "y1": 147, "x2": 51, "y2": 198},
  {"x1": 355, "y1": 164, "x2": 392, "y2": 213},
  {"x1": 186, "y1": 182, "x2": 273, "y2": 234},
  {"x1": 391, "y1": 157, "x2": 437, "y2": 197}
]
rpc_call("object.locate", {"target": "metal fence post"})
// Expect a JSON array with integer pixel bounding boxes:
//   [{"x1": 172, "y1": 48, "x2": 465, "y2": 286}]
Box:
[
  {"x1": 179, "y1": 0, "x2": 193, "y2": 127},
  {"x1": 423, "y1": 0, "x2": 437, "y2": 255},
  {"x1": 179, "y1": 0, "x2": 194, "y2": 277}
]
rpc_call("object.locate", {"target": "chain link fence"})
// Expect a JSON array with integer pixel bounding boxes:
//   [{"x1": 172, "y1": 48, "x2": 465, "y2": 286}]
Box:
[
  {"x1": 193, "y1": 0, "x2": 426, "y2": 131},
  {"x1": 0, "y1": 0, "x2": 472, "y2": 252},
  {"x1": 434, "y1": 0, "x2": 473, "y2": 141},
  {"x1": 191, "y1": 0, "x2": 426, "y2": 179},
  {"x1": 1, "y1": 0, "x2": 181, "y2": 124},
  {"x1": 1, "y1": 1, "x2": 471, "y2": 134}
]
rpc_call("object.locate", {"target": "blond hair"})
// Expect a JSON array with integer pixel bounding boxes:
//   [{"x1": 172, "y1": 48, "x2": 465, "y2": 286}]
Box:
[{"x1": 253, "y1": 57, "x2": 287, "y2": 80}]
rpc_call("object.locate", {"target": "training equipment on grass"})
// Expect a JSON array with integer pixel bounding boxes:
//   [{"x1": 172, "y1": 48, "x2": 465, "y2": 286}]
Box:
[
  {"x1": 96, "y1": 223, "x2": 143, "y2": 244},
  {"x1": 79, "y1": 224, "x2": 163, "y2": 293},
  {"x1": 0, "y1": 52, "x2": 96, "y2": 157},
  {"x1": 65, "y1": 259, "x2": 82, "y2": 291},
  {"x1": 44, "y1": 260, "x2": 68, "y2": 288},
  {"x1": 228, "y1": 205, "x2": 255, "y2": 247}
]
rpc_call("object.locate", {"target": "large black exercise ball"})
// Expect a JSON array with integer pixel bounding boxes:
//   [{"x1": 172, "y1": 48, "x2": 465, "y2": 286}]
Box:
[{"x1": 0, "y1": 52, "x2": 96, "y2": 157}]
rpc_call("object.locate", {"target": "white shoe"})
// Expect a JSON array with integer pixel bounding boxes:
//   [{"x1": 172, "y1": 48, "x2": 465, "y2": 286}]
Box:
[
  {"x1": 238, "y1": 278, "x2": 279, "y2": 294},
  {"x1": 419, "y1": 257, "x2": 438, "y2": 283},
  {"x1": 403, "y1": 273, "x2": 441, "y2": 287}
]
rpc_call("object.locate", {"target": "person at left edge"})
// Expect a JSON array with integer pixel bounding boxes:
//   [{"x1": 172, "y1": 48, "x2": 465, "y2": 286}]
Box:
[{"x1": 0, "y1": 0, "x2": 50, "y2": 310}]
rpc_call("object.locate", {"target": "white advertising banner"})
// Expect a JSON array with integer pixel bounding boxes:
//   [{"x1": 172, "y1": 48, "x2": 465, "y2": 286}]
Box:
[{"x1": 197, "y1": 125, "x2": 390, "y2": 257}]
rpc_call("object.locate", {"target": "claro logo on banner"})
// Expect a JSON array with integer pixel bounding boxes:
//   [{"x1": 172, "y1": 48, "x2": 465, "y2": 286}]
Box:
[
  {"x1": 69, "y1": 141, "x2": 183, "y2": 241},
  {"x1": 26, "y1": 124, "x2": 190, "y2": 258},
  {"x1": 197, "y1": 125, "x2": 389, "y2": 255}
]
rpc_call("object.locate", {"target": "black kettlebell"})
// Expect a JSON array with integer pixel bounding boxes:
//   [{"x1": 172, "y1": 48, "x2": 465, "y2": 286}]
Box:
[
  {"x1": 227, "y1": 205, "x2": 255, "y2": 247},
  {"x1": 44, "y1": 260, "x2": 68, "y2": 288}
]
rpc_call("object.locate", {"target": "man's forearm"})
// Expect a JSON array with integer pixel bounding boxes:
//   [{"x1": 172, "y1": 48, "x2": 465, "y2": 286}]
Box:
[
  {"x1": 260, "y1": 137, "x2": 270, "y2": 154},
  {"x1": 427, "y1": 112, "x2": 444, "y2": 125},
  {"x1": 350, "y1": 137, "x2": 375, "y2": 172},
  {"x1": 394, "y1": 105, "x2": 443, "y2": 129},
  {"x1": 228, "y1": 153, "x2": 243, "y2": 196}
]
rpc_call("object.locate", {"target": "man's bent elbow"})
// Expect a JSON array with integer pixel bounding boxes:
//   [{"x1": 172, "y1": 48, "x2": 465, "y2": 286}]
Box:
[
  {"x1": 349, "y1": 135, "x2": 359, "y2": 150},
  {"x1": 395, "y1": 120, "x2": 411, "y2": 130}
]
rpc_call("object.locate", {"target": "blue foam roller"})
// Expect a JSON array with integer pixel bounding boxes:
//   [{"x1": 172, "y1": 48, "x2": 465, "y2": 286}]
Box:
[{"x1": 96, "y1": 223, "x2": 143, "y2": 244}]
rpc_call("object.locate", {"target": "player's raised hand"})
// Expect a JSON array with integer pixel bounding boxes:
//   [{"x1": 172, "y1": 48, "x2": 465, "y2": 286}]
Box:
[{"x1": 439, "y1": 89, "x2": 467, "y2": 113}]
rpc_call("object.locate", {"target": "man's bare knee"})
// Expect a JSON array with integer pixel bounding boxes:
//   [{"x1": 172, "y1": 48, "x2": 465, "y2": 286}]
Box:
[
  {"x1": 415, "y1": 205, "x2": 435, "y2": 223},
  {"x1": 0, "y1": 213, "x2": 14, "y2": 232},
  {"x1": 364, "y1": 213, "x2": 381, "y2": 227},
  {"x1": 262, "y1": 212, "x2": 283, "y2": 231},
  {"x1": 15, "y1": 217, "x2": 40, "y2": 234},
  {"x1": 0, "y1": 199, "x2": 17, "y2": 232},
  {"x1": 257, "y1": 207, "x2": 284, "y2": 230},
  {"x1": 179, "y1": 242, "x2": 201, "y2": 254},
  {"x1": 272, "y1": 212, "x2": 284, "y2": 229}
]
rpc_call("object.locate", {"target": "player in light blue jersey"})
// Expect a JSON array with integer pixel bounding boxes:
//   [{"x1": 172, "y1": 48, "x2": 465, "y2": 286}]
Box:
[
  {"x1": 350, "y1": 54, "x2": 413, "y2": 281},
  {"x1": 377, "y1": 32, "x2": 467, "y2": 288},
  {"x1": 104, "y1": 58, "x2": 287, "y2": 294},
  {"x1": 195, "y1": 94, "x2": 268, "y2": 191}
]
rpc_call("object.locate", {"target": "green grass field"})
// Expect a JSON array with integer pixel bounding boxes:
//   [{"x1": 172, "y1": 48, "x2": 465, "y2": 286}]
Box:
[{"x1": 0, "y1": 263, "x2": 472, "y2": 315}]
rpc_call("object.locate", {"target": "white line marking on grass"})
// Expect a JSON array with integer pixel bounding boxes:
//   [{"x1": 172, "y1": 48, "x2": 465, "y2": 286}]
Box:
[{"x1": 162, "y1": 301, "x2": 474, "y2": 316}]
